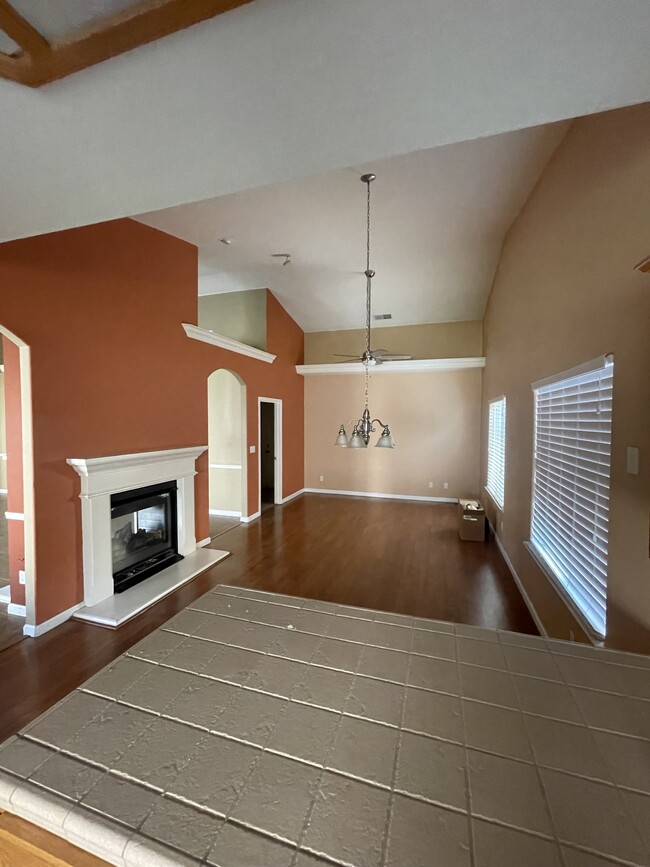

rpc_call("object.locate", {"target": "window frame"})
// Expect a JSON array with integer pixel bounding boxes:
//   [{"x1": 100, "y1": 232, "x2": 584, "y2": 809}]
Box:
[
  {"x1": 485, "y1": 395, "x2": 507, "y2": 511},
  {"x1": 526, "y1": 355, "x2": 613, "y2": 641}
]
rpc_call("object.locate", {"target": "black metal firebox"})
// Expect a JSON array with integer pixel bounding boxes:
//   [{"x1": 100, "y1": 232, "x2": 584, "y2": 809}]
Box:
[{"x1": 110, "y1": 481, "x2": 183, "y2": 594}]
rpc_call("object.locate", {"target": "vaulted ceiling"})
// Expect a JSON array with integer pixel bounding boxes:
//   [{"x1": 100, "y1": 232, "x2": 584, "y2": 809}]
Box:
[
  {"x1": 1, "y1": 0, "x2": 648, "y2": 246},
  {"x1": 138, "y1": 122, "x2": 569, "y2": 331}
]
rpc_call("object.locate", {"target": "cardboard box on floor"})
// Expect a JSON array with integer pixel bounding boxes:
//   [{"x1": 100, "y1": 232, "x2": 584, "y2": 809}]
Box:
[{"x1": 457, "y1": 499, "x2": 486, "y2": 541}]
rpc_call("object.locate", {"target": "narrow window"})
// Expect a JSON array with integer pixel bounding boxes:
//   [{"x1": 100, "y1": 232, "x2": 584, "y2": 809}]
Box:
[{"x1": 486, "y1": 396, "x2": 506, "y2": 510}]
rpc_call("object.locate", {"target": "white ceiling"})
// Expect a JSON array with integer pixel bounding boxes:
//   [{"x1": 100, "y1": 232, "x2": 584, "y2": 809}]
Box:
[
  {"x1": 0, "y1": 0, "x2": 648, "y2": 244},
  {"x1": 138, "y1": 122, "x2": 568, "y2": 331}
]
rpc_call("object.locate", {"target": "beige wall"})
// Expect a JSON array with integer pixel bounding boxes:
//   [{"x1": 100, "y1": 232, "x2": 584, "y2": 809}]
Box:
[
  {"x1": 199, "y1": 288, "x2": 267, "y2": 350},
  {"x1": 305, "y1": 369, "x2": 482, "y2": 500},
  {"x1": 481, "y1": 104, "x2": 650, "y2": 653},
  {"x1": 0, "y1": 371, "x2": 6, "y2": 490},
  {"x1": 305, "y1": 321, "x2": 483, "y2": 364},
  {"x1": 208, "y1": 369, "x2": 245, "y2": 514}
]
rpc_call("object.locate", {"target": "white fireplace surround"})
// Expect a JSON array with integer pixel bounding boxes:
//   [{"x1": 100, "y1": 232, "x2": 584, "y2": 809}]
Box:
[{"x1": 67, "y1": 447, "x2": 207, "y2": 608}]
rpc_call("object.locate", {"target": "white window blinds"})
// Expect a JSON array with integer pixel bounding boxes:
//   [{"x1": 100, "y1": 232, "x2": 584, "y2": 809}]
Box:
[
  {"x1": 486, "y1": 397, "x2": 506, "y2": 509},
  {"x1": 530, "y1": 357, "x2": 613, "y2": 638}
]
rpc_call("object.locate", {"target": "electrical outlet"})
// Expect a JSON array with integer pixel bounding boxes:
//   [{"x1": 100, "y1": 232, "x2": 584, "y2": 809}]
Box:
[
  {"x1": 249, "y1": 445, "x2": 256, "y2": 454},
  {"x1": 19, "y1": 570, "x2": 25, "y2": 585},
  {"x1": 319, "y1": 475, "x2": 324, "y2": 482},
  {"x1": 428, "y1": 481, "x2": 433, "y2": 488},
  {"x1": 443, "y1": 482, "x2": 449, "y2": 490}
]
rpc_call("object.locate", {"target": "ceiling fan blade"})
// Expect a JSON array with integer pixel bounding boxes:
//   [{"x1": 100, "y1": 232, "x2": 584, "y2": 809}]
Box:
[
  {"x1": 334, "y1": 358, "x2": 363, "y2": 363},
  {"x1": 377, "y1": 354, "x2": 413, "y2": 361},
  {"x1": 332, "y1": 354, "x2": 361, "y2": 358}
]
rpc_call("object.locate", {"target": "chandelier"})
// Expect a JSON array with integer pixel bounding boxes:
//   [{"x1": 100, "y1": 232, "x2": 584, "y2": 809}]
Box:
[{"x1": 334, "y1": 173, "x2": 395, "y2": 449}]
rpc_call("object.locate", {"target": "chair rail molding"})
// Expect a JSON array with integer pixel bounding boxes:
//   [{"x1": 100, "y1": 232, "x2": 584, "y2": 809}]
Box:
[{"x1": 183, "y1": 323, "x2": 276, "y2": 364}]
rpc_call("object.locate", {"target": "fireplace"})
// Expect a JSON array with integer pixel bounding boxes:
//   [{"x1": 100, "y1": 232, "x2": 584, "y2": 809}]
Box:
[{"x1": 111, "y1": 481, "x2": 183, "y2": 593}]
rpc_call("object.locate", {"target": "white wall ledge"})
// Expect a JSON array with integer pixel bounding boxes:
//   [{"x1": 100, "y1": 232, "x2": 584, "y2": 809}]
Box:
[
  {"x1": 296, "y1": 357, "x2": 486, "y2": 375},
  {"x1": 183, "y1": 323, "x2": 276, "y2": 364}
]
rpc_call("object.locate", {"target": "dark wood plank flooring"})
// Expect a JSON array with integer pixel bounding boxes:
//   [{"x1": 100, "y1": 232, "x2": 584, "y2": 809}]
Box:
[{"x1": 0, "y1": 494, "x2": 536, "y2": 741}]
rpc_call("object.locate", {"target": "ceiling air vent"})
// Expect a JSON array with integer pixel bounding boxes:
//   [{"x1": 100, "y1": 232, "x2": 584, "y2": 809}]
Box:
[{"x1": 373, "y1": 313, "x2": 392, "y2": 321}]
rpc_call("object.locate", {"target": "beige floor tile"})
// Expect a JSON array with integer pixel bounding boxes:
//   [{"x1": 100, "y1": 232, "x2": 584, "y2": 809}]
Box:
[
  {"x1": 231, "y1": 752, "x2": 319, "y2": 843},
  {"x1": 411, "y1": 629, "x2": 456, "y2": 661},
  {"x1": 164, "y1": 677, "x2": 240, "y2": 729},
  {"x1": 459, "y1": 665, "x2": 519, "y2": 709},
  {"x1": 621, "y1": 789, "x2": 650, "y2": 852},
  {"x1": 246, "y1": 655, "x2": 308, "y2": 698},
  {"x1": 572, "y1": 687, "x2": 650, "y2": 739},
  {"x1": 302, "y1": 771, "x2": 390, "y2": 867},
  {"x1": 513, "y1": 674, "x2": 584, "y2": 722},
  {"x1": 413, "y1": 618, "x2": 455, "y2": 634},
  {"x1": 30, "y1": 753, "x2": 104, "y2": 802},
  {"x1": 120, "y1": 666, "x2": 195, "y2": 714},
  {"x1": 591, "y1": 729, "x2": 650, "y2": 794},
  {"x1": 357, "y1": 646, "x2": 410, "y2": 684},
  {"x1": 126, "y1": 630, "x2": 184, "y2": 664},
  {"x1": 84, "y1": 657, "x2": 152, "y2": 700},
  {"x1": 344, "y1": 676, "x2": 404, "y2": 726},
  {"x1": 24, "y1": 692, "x2": 110, "y2": 749},
  {"x1": 395, "y1": 731, "x2": 466, "y2": 809},
  {"x1": 266, "y1": 702, "x2": 339, "y2": 766},
  {"x1": 140, "y1": 797, "x2": 223, "y2": 860},
  {"x1": 408, "y1": 655, "x2": 460, "y2": 694},
  {"x1": 468, "y1": 749, "x2": 553, "y2": 836},
  {"x1": 455, "y1": 624, "x2": 499, "y2": 642},
  {"x1": 0, "y1": 737, "x2": 55, "y2": 778},
  {"x1": 327, "y1": 716, "x2": 399, "y2": 787},
  {"x1": 81, "y1": 774, "x2": 159, "y2": 829},
  {"x1": 402, "y1": 688, "x2": 463, "y2": 742},
  {"x1": 113, "y1": 718, "x2": 204, "y2": 789},
  {"x1": 310, "y1": 637, "x2": 364, "y2": 673},
  {"x1": 214, "y1": 689, "x2": 286, "y2": 746},
  {"x1": 502, "y1": 645, "x2": 562, "y2": 681},
  {"x1": 462, "y1": 700, "x2": 533, "y2": 761},
  {"x1": 555, "y1": 654, "x2": 650, "y2": 700},
  {"x1": 540, "y1": 768, "x2": 647, "y2": 864},
  {"x1": 292, "y1": 667, "x2": 354, "y2": 712},
  {"x1": 456, "y1": 637, "x2": 507, "y2": 670},
  {"x1": 207, "y1": 822, "x2": 295, "y2": 867},
  {"x1": 161, "y1": 637, "x2": 223, "y2": 675},
  {"x1": 385, "y1": 794, "x2": 470, "y2": 867},
  {"x1": 264, "y1": 629, "x2": 321, "y2": 663},
  {"x1": 525, "y1": 715, "x2": 611, "y2": 781},
  {"x1": 560, "y1": 847, "x2": 623, "y2": 866},
  {"x1": 64, "y1": 704, "x2": 156, "y2": 768},
  {"x1": 473, "y1": 819, "x2": 562, "y2": 866}
]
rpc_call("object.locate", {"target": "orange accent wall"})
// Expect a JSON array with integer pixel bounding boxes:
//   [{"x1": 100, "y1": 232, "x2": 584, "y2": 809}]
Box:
[{"x1": 0, "y1": 219, "x2": 304, "y2": 626}]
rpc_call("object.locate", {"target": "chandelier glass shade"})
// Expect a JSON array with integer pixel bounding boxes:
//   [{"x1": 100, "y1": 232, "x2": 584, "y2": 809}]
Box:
[{"x1": 334, "y1": 173, "x2": 395, "y2": 450}]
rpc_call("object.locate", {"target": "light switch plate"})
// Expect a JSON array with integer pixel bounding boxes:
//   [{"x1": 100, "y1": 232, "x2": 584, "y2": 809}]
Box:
[
  {"x1": 626, "y1": 446, "x2": 640, "y2": 475},
  {"x1": 249, "y1": 445, "x2": 256, "y2": 454}
]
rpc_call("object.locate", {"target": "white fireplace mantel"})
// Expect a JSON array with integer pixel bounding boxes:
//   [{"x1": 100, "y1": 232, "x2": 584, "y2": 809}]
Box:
[{"x1": 67, "y1": 447, "x2": 207, "y2": 609}]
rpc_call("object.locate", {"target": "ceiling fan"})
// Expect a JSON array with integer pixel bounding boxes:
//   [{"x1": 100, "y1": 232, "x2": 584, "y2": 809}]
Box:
[{"x1": 333, "y1": 348, "x2": 413, "y2": 365}]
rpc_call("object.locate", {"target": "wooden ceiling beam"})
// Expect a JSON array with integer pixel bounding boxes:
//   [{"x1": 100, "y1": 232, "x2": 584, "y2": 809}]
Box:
[
  {"x1": 2, "y1": 0, "x2": 255, "y2": 87},
  {"x1": 0, "y1": 0, "x2": 51, "y2": 59}
]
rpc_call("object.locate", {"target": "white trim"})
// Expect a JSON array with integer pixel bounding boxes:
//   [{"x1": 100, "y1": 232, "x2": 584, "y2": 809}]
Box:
[
  {"x1": 296, "y1": 357, "x2": 486, "y2": 376},
  {"x1": 7, "y1": 603, "x2": 26, "y2": 617},
  {"x1": 0, "y1": 452, "x2": 6, "y2": 459},
  {"x1": 0, "y1": 489, "x2": 7, "y2": 495},
  {"x1": 304, "y1": 488, "x2": 457, "y2": 504},
  {"x1": 258, "y1": 397, "x2": 283, "y2": 513},
  {"x1": 23, "y1": 603, "x2": 84, "y2": 637},
  {"x1": 531, "y1": 354, "x2": 613, "y2": 392},
  {"x1": 0, "y1": 585, "x2": 10, "y2": 604},
  {"x1": 492, "y1": 530, "x2": 548, "y2": 638},
  {"x1": 183, "y1": 323, "x2": 276, "y2": 364},
  {"x1": 280, "y1": 488, "x2": 305, "y2": 505},
  {"x1": 241, "y1": 510, "x2": 261, "y2": 523},
  {"x1": 209, "y1": 508, "x2": 242, "y2": 518},
  {"x1": 4, "y1": 511, "x2": 24, "y2": 521},
  {"x1": 524, "y1": 541, "x2": 599, "y2": 646},
  {"x1": 209, "y1": 464, "x2": 242, "y2": 470},
  {"x1": 196, "y1": 537, "x2": 212, "y2": 548}
]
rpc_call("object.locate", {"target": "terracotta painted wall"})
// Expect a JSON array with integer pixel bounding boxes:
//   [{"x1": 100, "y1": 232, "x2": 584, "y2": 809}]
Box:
[
  {"x1": 0, "y1": 221, "x2": 304, "y2": 626},
  {"x1": 2, "y1": 338, "x2": 25, "y2": 606},
  {"x1": 481, "y1": 104, "x2": 650, "y2": 653}
]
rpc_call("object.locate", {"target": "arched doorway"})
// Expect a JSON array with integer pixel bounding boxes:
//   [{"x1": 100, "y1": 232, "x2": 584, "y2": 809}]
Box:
[
  {"x1": 0, "y1": 325, "x2": 35, "y2": 642},
  {"x1": 207, "y1": 369, "x2": 247, "y2": 539}
]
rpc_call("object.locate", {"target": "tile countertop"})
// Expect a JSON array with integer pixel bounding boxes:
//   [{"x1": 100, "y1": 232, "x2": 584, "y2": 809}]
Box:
[{"x1": 0, "y1": 585, "x2": 648, "y2": 867}]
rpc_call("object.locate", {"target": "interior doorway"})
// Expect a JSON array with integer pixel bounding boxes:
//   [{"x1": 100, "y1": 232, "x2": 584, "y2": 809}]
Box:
[
  {"x1": 207, "y1": 369, "x2": 247, "y2": 539},
  {"x1": 258, "y1": 397, "x2": 282, "y2": 513}
]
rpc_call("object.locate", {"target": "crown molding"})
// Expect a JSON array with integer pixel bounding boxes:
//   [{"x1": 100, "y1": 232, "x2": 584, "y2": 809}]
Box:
[
  {"x1": 183, "y1": 323, "x2": 276, "y2": 364},
  {"x1": 296, "y1": 357, "x2": 486, "y2": 376}
]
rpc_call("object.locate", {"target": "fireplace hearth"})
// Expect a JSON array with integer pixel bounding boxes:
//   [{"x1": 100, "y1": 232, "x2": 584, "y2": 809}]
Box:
[{"x1": 111, "y1": 481, "x2": 183, "y2": 593}]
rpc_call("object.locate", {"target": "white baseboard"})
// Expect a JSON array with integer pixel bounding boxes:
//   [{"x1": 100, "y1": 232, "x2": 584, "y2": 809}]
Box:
[
  {"x1": 0, "y1": 488, "x2": 7, "y2": 495},
  {"x1": 7, "y1": 602, "x2": 26, "y2": 617},
  {"x1": 280, "y1": 488, "x2": 305, "y2": 505},
  {"x1": 303, "y1": 488, "x2": 458, "y2": 504},
  {"x1": 492, "y1": 529, "x2": 548, "y2": 638},
  {"x1": 23, "y1": 602, "x2": 85, "y2": 638},
  {"x1": 241, "y1": 511, "x2": 261, "y2": 523},
  {"x1": 196, "y1": 537, "x2": 211, "y2": 548},
  {"x1": 4, "y1": 511, "x2": 24, "y2": 521},
  {"x1": 0, "y1": 585, "x2": 10, "y2": 605},
  {"x1": 209, "y1": 509, "x2": 242, "y2": 518}
]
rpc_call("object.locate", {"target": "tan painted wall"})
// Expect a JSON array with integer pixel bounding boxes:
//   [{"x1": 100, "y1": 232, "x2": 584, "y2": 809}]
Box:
[
  {"x1": 0, "y1": 371, "x2": 6, "y2": 490},
  {"x1": 208, "y1": 369, "x2": 245, "y2": 514},
  {"x1": 305, "y1": 369, "x2": 482, "y2": 500},
  {"x1": 481, "y1": 104, "x2": 650, "y2": 653},
  {"x1": 305, "y1": 321, "x2": 483, "y2": 364},
  {"x1": 199, "y1": 288, "x2": 267, "y2": 350}
]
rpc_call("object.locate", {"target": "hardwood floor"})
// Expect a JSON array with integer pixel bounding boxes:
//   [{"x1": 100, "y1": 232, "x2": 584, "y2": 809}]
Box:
[{"x1": 0, "y1": 494, "x2": 536, "y2": 742}]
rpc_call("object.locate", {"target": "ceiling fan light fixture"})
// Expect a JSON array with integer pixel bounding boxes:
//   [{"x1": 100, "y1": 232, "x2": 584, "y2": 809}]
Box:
[{"x1": 332, "y1": 174, "x2": 395, "y2": 451}]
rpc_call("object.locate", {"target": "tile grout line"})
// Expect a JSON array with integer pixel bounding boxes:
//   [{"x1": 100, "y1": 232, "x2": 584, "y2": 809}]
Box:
[{"x1": 456, "y1": 632, "x2": 476, "y2": 867}]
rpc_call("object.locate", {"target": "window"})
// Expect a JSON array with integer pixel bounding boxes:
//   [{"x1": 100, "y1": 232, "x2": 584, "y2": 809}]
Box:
[
  {"x1": 486, "y1": 396, "x2": 506, "y2": 509},
  {"x1": 529, "y1": 356, "x2": 613, "y2": 638}
]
